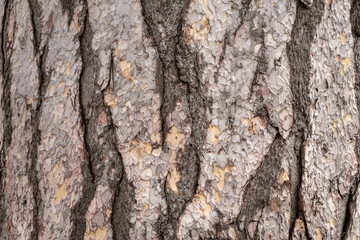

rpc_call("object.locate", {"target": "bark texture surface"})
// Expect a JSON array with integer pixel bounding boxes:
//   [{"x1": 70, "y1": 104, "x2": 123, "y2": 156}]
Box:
[{"x1": 1, "y1": 0, "x2": 360, "y2": 239}]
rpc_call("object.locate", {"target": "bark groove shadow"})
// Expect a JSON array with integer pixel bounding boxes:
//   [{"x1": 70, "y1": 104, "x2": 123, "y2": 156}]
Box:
[{"x1": 287, "y1": 0, "x2": 325, "y2": 238}]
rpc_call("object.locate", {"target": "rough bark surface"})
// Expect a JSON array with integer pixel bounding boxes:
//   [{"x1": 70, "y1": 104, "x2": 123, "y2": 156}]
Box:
[{"x1": 1, "y1": 0, "x2": 360, "y2": 239}]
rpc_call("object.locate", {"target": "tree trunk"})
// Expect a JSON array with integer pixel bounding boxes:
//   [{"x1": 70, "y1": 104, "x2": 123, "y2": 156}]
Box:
[{"x1": 1, "y1": 0, "x2": 360, "y2": 239}]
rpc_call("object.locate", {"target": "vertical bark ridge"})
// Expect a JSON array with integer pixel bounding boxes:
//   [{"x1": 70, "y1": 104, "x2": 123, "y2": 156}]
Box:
[
  {"x1": 139, "y1": 1, "x2": 206, "y2": 239},
  {"x1": 27, "y1": 1, "x2": 52, "y2": 238},
  {"x1": 28, "y1": 43, "x2": 50, "y2": 240},
  {"x1": 70, "y1": 1, "x2": 127, "y2": 239},
  {"x1": 287, "y1": 0, "x2": 325, "y2": 238},
  {"x1": 340, "y1": 1, "x2": 360, "y2": 238},
  {"x1": 0, "y1": 0, "x2": 11, "y2": 234},
  {"x1": 108, "y1": 53, "x2": 135, "y2": 240}
]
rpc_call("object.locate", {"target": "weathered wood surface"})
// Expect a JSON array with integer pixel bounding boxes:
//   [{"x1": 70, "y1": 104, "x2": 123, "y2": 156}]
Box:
[{"x1": 0, "y1": 0, "x2": 360, "y2": 239}]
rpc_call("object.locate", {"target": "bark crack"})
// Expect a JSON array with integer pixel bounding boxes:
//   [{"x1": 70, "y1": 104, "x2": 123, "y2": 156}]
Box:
[
  {"x1": 70, "y1": 3, "x2": 96, "y2": 239},
  {"x1": 27, "y1": 1, "x2": 52, "y2": 238},
  {"x1": 236, "y1": 132, "x2": 283, "y2": 239},
  {"x1": 139, "y1": 1, "x2": 205, "y2": 239},
  {"x1": 70, "y1": 1, "x2": 128, "y2": 239},
  {"x1": 0, "y1": 0, "x2": 11, "y2": 234},
  {"x1": 287, "y1": 0, "x2": 325, "y2": 239}
]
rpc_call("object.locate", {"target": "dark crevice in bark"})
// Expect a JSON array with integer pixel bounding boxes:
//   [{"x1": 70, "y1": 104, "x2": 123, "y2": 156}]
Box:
[
  {"x1": 140, "y1": 0, "x2": 191, "y2": 141},
  {"x1": 60, "y1": 0, "x2": 77, "y2": 26},
  {"x1": 27, "y1": 1, "x2": 51, "y2": 239},
  {"x1": 302, "y1": 214, "x2": 312, "y2": 240},
  {"x1": 340, "y1": 1, "x2": 360, "y2": 239},
  {"x1": 112, "y1": 169, "x2": 135, "y2": 240},
  {"x1": 70, "y1": 1, "x2": 128, "y2": 239},
  {"x1": 0, "y1": 0, "x2": 11, "y2": 235},
  {"x1": 140, "y1": 1, "x2": 206, "y2": 239},
  {"x1": 28, "y1": 43, "x2": 50, "y2": 240},
  {"x1": 236, "y1": 133, "x2": 283, "y2": 240},
  {"x1": 28, "y1": 0, "x2": 42, "y2": 50},
  {"x1": 70, "y1": 3, "x2": 96, "y2": 239},
  {"x1": 287, "y1": 0, "x2": 324, "y2": 239},
  {"x1": 340, "y1": 185, "x2": 358, "y2": 239}
]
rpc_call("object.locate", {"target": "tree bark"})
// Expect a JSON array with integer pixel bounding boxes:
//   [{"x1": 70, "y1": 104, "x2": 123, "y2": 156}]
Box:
[{"x1": 1, "y1": 0, "x2": 360, "y2": 239}]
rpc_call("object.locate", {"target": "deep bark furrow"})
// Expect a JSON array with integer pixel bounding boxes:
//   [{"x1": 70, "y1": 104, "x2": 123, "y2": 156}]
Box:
[
  {"x1": 0, "y1": 0, "x2": 11, "y2": 234},
  {"x1": 27, "y1": 1, "x2": 51, "y2": 238},
  {"x1": 287, "y1": 0, "x2": 325, "y2": 238},
  {"x1": 70, "y1": 1, "x2": 126, "y2": 239},
  {"x1": 60, "y1": 0, "x2": 76, "y2": 26},
  {"x1": 28, "y1": 43, "x2": 49, "y2": 240},
  {"x1": 340, "y1": 186, "x2": 358, "y2": 239},
  {"x1": 112, "y1": 171, "x2": 135, "y2": 240},
  {"x1": 140, "y1": 0, "x2": 191, "y2": 137},
  {"x1": 237, "y1": 134, "x2": 283, "y2": 239},
  {"x1": 70, "y1": 3, "x2": 96, "y2": 239},
  {"x1": 140, "y1": 1, "x2": 206, "y2": 239},
  {"x1": 169, "y1": 37, "x2": 206, "y2": 237},
  {"x1": 28, "y1": 0, "x2": 42, "y2": 50}
]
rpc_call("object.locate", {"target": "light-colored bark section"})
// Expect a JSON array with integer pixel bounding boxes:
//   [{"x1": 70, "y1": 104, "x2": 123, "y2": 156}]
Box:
[
  {"x1": 301, "y1": 0, "x2": 359, "y2": 238},
  {"x1": 36, "y1": 1, "x2": 85, "y2": 239},
  {"x1": 1, "y1": 0, "x2": 38, "y2": 238},
  {"x1": 177, "y1": 0, "x2": 295, "y2": 238},
  {"x1": 105, "y1": 0, "x2": 166, "y2": 238}
]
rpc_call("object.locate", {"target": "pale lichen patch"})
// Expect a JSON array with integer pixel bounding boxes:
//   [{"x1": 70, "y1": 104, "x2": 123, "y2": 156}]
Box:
[
  {"x1": 215, "y1": 191, "x2": 221, "y2": 203},
  {"x1": 104, "y1": 93, "x2": 119, "y2": 108},
  {"x1": 49, "y1": 84, "x2": 55, "y2": 97},
  {"x1": 119, "y1": 59, "x2": 135, "y2": 82}
]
